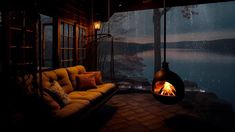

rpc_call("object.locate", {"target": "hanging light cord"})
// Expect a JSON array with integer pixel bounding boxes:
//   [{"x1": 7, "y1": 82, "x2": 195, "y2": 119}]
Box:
[{"x1": 163, "y1": 0, "x2": 166, "y2": 63}]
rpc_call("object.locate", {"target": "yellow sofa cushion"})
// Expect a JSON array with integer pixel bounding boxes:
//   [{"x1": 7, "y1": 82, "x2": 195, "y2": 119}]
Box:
[
  {"x1": 42, "y1": 68, "x2": 73, "y2": 94},
  {"x1": 66, "y1": 65, "x2": 86, "y2": 74},
  {"x1": 68, "y1": 91, "x2": 102, "y2": 103},
  {"x1": 66, "y1": 65, "x2": 86, "y2": 88},
  {"x1": 87, "y1": 83, "x2": 116, "y2": 94}
]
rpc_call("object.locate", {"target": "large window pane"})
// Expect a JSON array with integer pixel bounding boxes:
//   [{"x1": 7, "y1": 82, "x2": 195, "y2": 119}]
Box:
[
  {"x1": 101, "y1": 1, "x2": 235, "y2": 112},
  {"x1": 40, "y1": 14, "x2": 53, "y2": 69},
  {"x1": 44, "y1": 25, "x2": 53, "y2": 67}
]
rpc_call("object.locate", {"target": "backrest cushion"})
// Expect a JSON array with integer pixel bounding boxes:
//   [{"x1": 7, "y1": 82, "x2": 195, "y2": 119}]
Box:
[
  {"x1": 42, "y1": 68, "x2": 73, "y2": 94},
  {"x1": 66, "y1": 65, "x2": 86, "y2": 88}
]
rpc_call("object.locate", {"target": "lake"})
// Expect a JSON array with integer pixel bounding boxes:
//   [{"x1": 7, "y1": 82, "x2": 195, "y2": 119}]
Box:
[{"x1": 137, "y1": 48, "x2": 235, "y2": 108}]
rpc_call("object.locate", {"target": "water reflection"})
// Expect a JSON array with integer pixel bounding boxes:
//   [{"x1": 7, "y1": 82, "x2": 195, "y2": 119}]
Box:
[
  {"x1": 137, "y1": 49, "x2": 235, "y2": 108},
  {"x1": 166, "y1": 49, "x2": 235, "y2": 63}
]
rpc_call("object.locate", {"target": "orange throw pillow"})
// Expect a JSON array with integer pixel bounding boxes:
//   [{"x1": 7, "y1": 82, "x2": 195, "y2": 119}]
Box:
[
  {"x1": 84, "y1": 71, "x2": 103, "y2": 85},
  {"x1": 75, "y1": 74, "x2": 97, "y2": 91}
]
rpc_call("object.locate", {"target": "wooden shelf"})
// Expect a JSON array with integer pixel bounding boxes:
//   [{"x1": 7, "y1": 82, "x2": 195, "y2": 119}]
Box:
[
  {"x1": 9, "y1": 27, "x2": 32, "y2": 31},
  {"x1": 16, "y1": 62, "x2": 33, "y2": 65},
  {"x1": 10, "y1": 46, "x2": 33, "y2": 49}
]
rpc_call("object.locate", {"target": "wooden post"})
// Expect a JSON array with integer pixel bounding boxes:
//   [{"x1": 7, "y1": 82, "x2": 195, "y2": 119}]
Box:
[
  {"x1": 53, "y1": 16, "x2": 60, "y2": 68},
  {"x1": 153, "y1": 9, "x2": 162, "y2": 73}
]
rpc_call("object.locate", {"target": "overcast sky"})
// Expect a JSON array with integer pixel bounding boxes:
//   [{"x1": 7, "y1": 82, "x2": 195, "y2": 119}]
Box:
[{"x1": 107, "y1": 1, "x2": 235, "y2": 43}]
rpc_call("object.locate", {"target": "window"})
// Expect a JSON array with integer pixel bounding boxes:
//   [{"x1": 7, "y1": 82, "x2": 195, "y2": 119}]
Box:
[
  {"x1": 60, "y1": 22, "x2": 74, "y2": 67},
  {"x1": 40, "y1": 14, "x2": 53, "y2": 69},
  {"x1": 77, "y1": 26, "x2": 87, "y2": 65},
  {"x1": 105, "y1": 1, "x2": 235, "y2": 110}
]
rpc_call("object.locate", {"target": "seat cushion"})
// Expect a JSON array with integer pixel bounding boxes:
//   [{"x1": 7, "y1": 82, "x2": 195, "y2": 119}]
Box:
[
  {"x1": 87, "y1": 83, "x2": 116, "y2": 95},
  {"x1": 68, "y1": 91, "x2": 102, "y2": 103},
  {"x1": 54, "y1": 99, "x2": 90, "y2": 118}
]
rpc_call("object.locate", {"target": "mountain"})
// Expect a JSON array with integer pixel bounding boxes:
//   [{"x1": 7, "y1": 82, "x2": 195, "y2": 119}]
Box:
[
  {"x1": 165, "y1": 38, "x2": 235, "y2": 54},
  {"x1": 99, "y1": 38, "x2": 235, "y2": 55},
  {"x1": 99, "y1": 41, "x2": 153, "y2": 55}
]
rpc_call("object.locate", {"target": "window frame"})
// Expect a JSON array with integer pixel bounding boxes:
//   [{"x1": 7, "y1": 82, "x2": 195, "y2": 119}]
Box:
[{"x1": 60, "y1": 21, "x2": 75, "y2": 67}]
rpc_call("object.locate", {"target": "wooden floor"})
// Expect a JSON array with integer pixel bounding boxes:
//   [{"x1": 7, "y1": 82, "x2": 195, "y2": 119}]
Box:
[{"x1": 77, "y1": 91, "x2": 235, "y2": 132}]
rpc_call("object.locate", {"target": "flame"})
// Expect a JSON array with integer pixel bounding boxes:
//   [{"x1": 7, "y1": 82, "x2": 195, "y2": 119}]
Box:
[{"x1": 154, "y1": 81, "x2": 176, "y2": 96}]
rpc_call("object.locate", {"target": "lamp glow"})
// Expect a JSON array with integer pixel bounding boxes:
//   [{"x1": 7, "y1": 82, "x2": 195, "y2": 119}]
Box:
[{"x1": 94, "y1": 21, "x2": 101, "y2": 30}]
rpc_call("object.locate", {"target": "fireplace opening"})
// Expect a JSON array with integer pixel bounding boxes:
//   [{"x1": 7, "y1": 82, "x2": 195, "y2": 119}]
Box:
[
  {"x1": 152, "y1": 62, "x2": 184, "y2": 104},
  {"x1": 154, "y1": 81, "x2": 176, "y2": 96}
]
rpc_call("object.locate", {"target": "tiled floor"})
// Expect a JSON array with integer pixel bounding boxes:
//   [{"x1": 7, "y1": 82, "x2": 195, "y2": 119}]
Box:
[{"x1": 78, "y1": 92, "x2": 235, "y2": 132}]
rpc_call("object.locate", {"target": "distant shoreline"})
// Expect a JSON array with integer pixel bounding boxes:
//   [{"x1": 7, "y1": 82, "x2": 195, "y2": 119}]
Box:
[{"x1": 99, "y1": 38, "x2": 235, "y2": 55}]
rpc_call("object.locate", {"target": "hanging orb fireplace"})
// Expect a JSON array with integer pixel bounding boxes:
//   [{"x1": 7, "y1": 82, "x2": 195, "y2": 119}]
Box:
[
  {"x1": 151, "y1": 0, "x2": 184, "y2": 104},
  {"x1": 152, "y1": 62, "x2": 184, "y2": 104}
]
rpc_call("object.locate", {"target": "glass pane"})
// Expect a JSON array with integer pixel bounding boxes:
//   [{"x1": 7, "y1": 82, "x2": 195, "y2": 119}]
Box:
[
  {"x1": 64, "y1": 50, "x2": 68, "y2": 59},
  {"x1": 61, "y1": 61, "x2": 64, "y2": 67},
  {"x1": 69, "y1": 37, "x2": 73, "y2": 48},
  {"x1": 69, "y1": 50, "x2": 73, "y2": 59},
  {"x1": 64, "y1": 23, "x2": 68, "y2": 36},
  {"x1": 82, "y1": 29, "x2": 86, "y2": 47},
  {"x1": 79, "y1": 49, "x2": 82, "y2": 60},
  {"x1": 44, "y1": 25, "x2": 53, "y2": 68},
  {"x1": 60, "y1": 23, "x2": 64, "y2": 47},
  {"x1": 64, "y1": 37, "x2": 68, "y2": 48},
  {"x1": 69, "y1": 25, "x2": 73, "y2": 37},
  {"x1": 61, "y1": 50, "x2": 64, "y2": 60},
  {"x1": 65, "y1": 61, "x2": 69, "y2": 67},
  {"x1": 79, "y1": 28, "x2": 82, "y2": 48}
]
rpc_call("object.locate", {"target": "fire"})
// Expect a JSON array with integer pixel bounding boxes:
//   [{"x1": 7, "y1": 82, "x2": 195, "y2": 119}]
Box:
[{"x1": 154, "y1": 81, "x2": 176, "y2": 96}]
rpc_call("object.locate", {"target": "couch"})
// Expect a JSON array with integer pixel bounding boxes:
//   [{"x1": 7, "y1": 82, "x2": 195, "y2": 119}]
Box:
[{"x1": 38, "y1": 65, "x2": 118, "y2": 123}]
